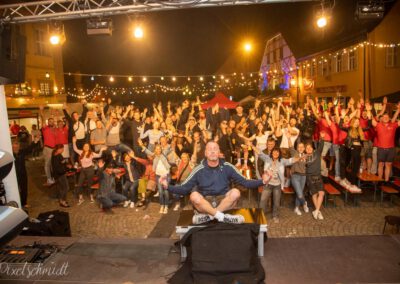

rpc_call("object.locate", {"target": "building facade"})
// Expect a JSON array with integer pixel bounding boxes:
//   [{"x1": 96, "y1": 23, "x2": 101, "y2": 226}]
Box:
[
  {"x1": 296, "y1": 1, "x2": 400, "y2": 102},
  {"x1": 259, "y1": 33, "x2": 297, "y2": 98},
  {"x1": 5, "y1": 23, "x2": 66, "y2": 109}
]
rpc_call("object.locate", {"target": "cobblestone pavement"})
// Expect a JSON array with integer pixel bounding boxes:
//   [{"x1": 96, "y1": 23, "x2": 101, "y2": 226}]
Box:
[{"x1": 24, "y1": 159, "x2": 400, "y2": 239}]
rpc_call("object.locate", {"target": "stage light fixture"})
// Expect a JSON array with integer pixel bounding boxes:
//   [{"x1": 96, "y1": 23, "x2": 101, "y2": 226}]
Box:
[
  {"x1": 316, "y1": 15, "x2": 327, "y2": 28},
  {"x1": 134, "y1": 26, "x2": 144, "y2": 39},
  {"x1": 87, "y1": 18, "x2": 113, "y2": 35},
  {"x1": 356, "y1": 1, "x2": 385, "y2": 19},
  {"x1": 48, "y1": 22, "x2": 66, "y2": 45}
]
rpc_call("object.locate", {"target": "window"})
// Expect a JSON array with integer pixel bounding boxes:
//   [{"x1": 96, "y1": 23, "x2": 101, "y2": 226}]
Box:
[
  {"x1": 311, "y1": 63, "x2": 316, "y2": 77},
  {"x1": 348, "y1": 50, "x2": 357, "y2": 71},
  {"x1": 270, "y1": 52, "x2": 275, "y2": 64},
  {"x1": 335, "y1": 54, "x2": 342, "y2": 72},
  {"x1": 38, "y1": 80, "x2": 53, "y2": 96},
  {"x1": 318, "y1": 61, "x2": 324, "y2": 76},
  {"x1": 279, "y1": 47, "x2": 283, "y2": 60},
  {"x1": 34, "y1": 29, "x2": 50, "y2": 57},
  {"x1": 386, "y1": 47, "x2": 397, "y2": 67}
]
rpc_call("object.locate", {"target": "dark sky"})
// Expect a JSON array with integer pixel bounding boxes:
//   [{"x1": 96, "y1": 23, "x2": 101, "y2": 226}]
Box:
[{"x1": 61, "y1": 0, "x2": 389, "y2": 78}]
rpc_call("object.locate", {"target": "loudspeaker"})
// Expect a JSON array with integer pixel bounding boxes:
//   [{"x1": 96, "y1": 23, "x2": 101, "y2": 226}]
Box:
[{"x1": 0, "y1": 25, "x2": 26, "y2": 85}]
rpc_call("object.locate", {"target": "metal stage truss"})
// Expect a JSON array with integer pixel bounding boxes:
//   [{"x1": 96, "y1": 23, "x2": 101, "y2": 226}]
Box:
[{"x1": 0, "y1": 0, "x2": 317, "y2": 24}]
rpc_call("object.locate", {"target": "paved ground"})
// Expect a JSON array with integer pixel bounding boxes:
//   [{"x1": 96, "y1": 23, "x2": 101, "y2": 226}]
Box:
[{"x1": 24, "y1": 158, "x2": 400, "y2": 239}]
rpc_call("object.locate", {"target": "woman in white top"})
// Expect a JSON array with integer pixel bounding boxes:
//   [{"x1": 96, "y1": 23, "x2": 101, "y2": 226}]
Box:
[
  {"x1": 73, "y1": 137, "x2": 106, "y2": 205},
  {"x1": 139, "y1": 121, "x2": 164, "y2": 152}
]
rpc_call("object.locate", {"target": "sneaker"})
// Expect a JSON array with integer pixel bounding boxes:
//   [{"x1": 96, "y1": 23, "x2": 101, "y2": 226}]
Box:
[
  {"x1": 334, "y1": 176, "x2": 341, "y2": 182},
  {"x1": 173, "y1": 204, "x2": 180, "y2": 211},
  {"x1": 77, "y1": 199, "x2": 84, "y2": 206},
  {"x1": 273, "y1": 217, "x2": 280, "y2": 223},
  {"x1": 130, "y1": 202, "x2": 135, "y2": 208},
  {"x1": 222, "y1": 214, "x2": 245, "y2": 224},
  {"x1": 317, "y1": 211, "x2": 324, "y2": 220},
  {"x1": 192, "y1": 213, "x2": 212, "y2": 224},
  {"x1": 303, "y1": 202, "x2": 309, "y2": 213},
  {"x1": 349, "y1": 185, "x2": 362, "y2": 193},
  {"x1": 46, "y1": 178, "x2": 55, "y2": 185},
  {"x1": 339, "y1": 179, "x2": 349, "y2": 189},
  {"x1": 163, "y1": 206, "x2": 168, "y2": 214},
  {"x1": 159, "y1": 206, "x2": 164, "y2": 213},
  {"x1": 312, "y1": 210, "x2": 319, "y2": 220},
  {"x1": 294, "y1": 207, "x2": 302, "y2": 216},
  {"x1": 153, "y1": 192, "x2": 159, "y2": 197},
  {"x1": 123, "y1": 201, "x2": 130, "y2": 208}
]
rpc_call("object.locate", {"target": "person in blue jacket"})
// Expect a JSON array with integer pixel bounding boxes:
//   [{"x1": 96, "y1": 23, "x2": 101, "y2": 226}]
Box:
[{"x1": 161, "y1": 141, "x2": 270, "y2": 224}]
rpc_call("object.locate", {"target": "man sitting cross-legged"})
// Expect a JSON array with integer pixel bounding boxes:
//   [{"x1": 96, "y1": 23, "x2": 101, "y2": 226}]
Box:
[{"x1": 161, "y1": 141, "x2": 270, "y2": 224}]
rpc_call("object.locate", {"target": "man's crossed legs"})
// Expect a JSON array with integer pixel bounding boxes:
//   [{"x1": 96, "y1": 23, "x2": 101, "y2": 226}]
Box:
[{"x1": 189, "y1": 188, "x2": 245, "y2": 224}]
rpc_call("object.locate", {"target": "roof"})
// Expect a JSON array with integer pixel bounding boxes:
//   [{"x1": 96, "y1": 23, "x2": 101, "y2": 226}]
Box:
[{"x1": 201, "y1": 92, "x2": 238, "y2": 109}]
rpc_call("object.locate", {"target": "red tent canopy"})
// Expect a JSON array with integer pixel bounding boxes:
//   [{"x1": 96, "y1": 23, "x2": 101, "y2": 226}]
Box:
[{"x1": 201, "y1": 92, "x2": 238, "y2": 110}]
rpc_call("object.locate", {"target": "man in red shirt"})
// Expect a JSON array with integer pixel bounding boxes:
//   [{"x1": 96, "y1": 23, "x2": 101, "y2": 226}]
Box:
[
  {"x1": 55, "y1": 120, "x2": 69, "y2": 160},
  {"x1": 369, "y1": 103, "x2": 400, "y2": 182},
  {"x1": 40, "y1": 106, "x2": 57, "y2": 185}
]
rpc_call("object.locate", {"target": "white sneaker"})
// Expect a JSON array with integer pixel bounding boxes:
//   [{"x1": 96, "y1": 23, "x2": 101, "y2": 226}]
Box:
[
  {"x1": 294, "y1": 207, "x2": 302, "y2": 216},
  {"x1": 159, "y1": 206, "x2": 164, "y2": 213},
  {"x1": 312, "y1": 210, "x2": 319, "y2": 220},
  {"x1": 339, "y1": 179, "x2": 349, "y2": 188},
  {"x1": 303, "y1": 202, "x2": 309, "y2": 213},
  {"x1": 123, "y1": 201, "x2": 130, "y2": 208},
  {"x1": 163, "y1": 206, "x2": 168, "y2": 214},
  {"x1": 173, "y1": 204, "x2": 180, "y2": 211},
  {"x1": 130, "y1": 202, "x2": 135, "y2": 208},
  {"x1": 222, "y1": 214, "x2": 245, "y2": 224},
  {"x1": 334, "y1": 176, "x2": 341, "y2": 182},
  {"x1": 349, "y1": 185, "x2": 362, "y2": 193},
  {"x1": 153, "y1": 192, "x2": 159, "y2": 197},
  {"x1": 77, "y1": 199, "x2": 84, "y2": 206},
  {"x1": 317, "y1": 211, "x2": 324, "y2": 220},
  {"x1": 192, "y1": 213, "x2": 212, "y2": 224},
  {"x1": 47, "y1": 178, "x2": 55, "y2": 185}
]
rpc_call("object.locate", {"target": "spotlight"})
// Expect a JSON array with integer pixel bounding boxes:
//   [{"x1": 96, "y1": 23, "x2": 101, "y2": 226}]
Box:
[
  {"x1": 48, "y1": 22, "x2": 65, "y2": 45},
  {"x1": 316, "y1": 16, "x2": 327, "y2": 28},
  {"x1": 243, "y1": 42, "x2": 252, "y2": 53},
  {"x1": 109, "y1": 76, "x2": 114, "y2": 82},
  {"x1": 134, "y1": 26, "x2": 144, "y2": 39}
]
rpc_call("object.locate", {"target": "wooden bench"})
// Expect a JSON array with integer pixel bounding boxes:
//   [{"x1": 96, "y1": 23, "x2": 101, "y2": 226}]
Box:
[
  {"x1": 358, "y1": 172, "x2": 382, "y2": 203},
  {"x1": 175, "y1": 208, "x2": 268, "y2": 260},
  {"x1": 329, "y1": 176, "x2": 362, "y2": 206},
  {"x1": 323, "y1": 183, "x2": 341, "y2": 207},
  {"x1": 281, "y1": 187, "x2": 295, "y2": 207},
  {"x1": 380, "y1": 186, "x2": 398, "y2": 206}
]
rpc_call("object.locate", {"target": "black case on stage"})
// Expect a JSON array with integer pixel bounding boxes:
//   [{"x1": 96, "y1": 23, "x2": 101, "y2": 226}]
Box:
[
  {"x1": 168, "y1": 223, "x2": 265, "y2": 284},
  {"x1": 20, "y1": 210, "x2": 71, "y2": 237}
]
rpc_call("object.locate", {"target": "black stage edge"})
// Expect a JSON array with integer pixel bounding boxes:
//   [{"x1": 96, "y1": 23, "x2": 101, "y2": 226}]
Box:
[{"x1": 1, "y1": 235, "x2": 399, "y2": 283}]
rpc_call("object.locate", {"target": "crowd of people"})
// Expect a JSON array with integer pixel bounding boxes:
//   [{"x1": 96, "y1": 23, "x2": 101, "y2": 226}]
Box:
[{"x1": 9, "y1": 94, "x2": 400, "y2": 223}]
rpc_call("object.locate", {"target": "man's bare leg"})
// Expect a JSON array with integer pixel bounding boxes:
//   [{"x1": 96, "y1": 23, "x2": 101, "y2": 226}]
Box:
[
  {"x1": 190, "y1": 191, "x2": 217, "y2": 216},
  {"x1": 384, "y1": 162, "x2": 392, "y2": 182},
  {"x1": 216, "y1": 188, "x2": 240, "y2": 212}
]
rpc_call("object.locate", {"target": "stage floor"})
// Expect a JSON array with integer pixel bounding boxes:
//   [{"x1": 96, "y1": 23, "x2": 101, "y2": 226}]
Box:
[{"x1": 1, "y1": 234, "x2": 400, "y2": 283}]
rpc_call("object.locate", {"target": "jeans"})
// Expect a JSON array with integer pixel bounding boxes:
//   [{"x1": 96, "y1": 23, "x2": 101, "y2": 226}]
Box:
[
  {"x1": 321, "y1": 141, "x2": 332, "y2": 176},
  {"x1": 371, "y1": 147, "x2": 378, "y2": 174},
  {"x1": 291, "y1": 174, "x2": 306, "y2": 207},
  {"x1": 123, "y1": 180, "x2": 139, "y2": 202},
  {"x1": 56, "y1": 175, "x2": 69, "y2": 201},
  {"x1": 259, "y1": 184, "x2": 281, "y2": 218},
  {"x1": 349, "y1": 145, "x2": 362, "y2": 185},
  {"x1": 339, "y1": 145, "x2": 350, "y2": 180},
  {"x1": 77, "y1": 166, "x2": 95, "y2": 194},
  {"x1": 156, "y1": 175, "x2": 169, "y2": 206},
  {"x1": 43, "y1": 146, "x2": 53, "y2": 181},
  {"x1": 98, "y1": 192, "x2": 127, "y2": 209},
  {"x1": 31, "y1": 142, "x2": 41, "y2": 158},
  {"x1": 332, "y1": 144, "x2": 340, "y2": 178}
]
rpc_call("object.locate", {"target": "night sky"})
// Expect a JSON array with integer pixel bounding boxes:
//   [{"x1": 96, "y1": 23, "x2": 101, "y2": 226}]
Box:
[{"x1": 59, "y1": 0, "x2": 391, "y2": 94}]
